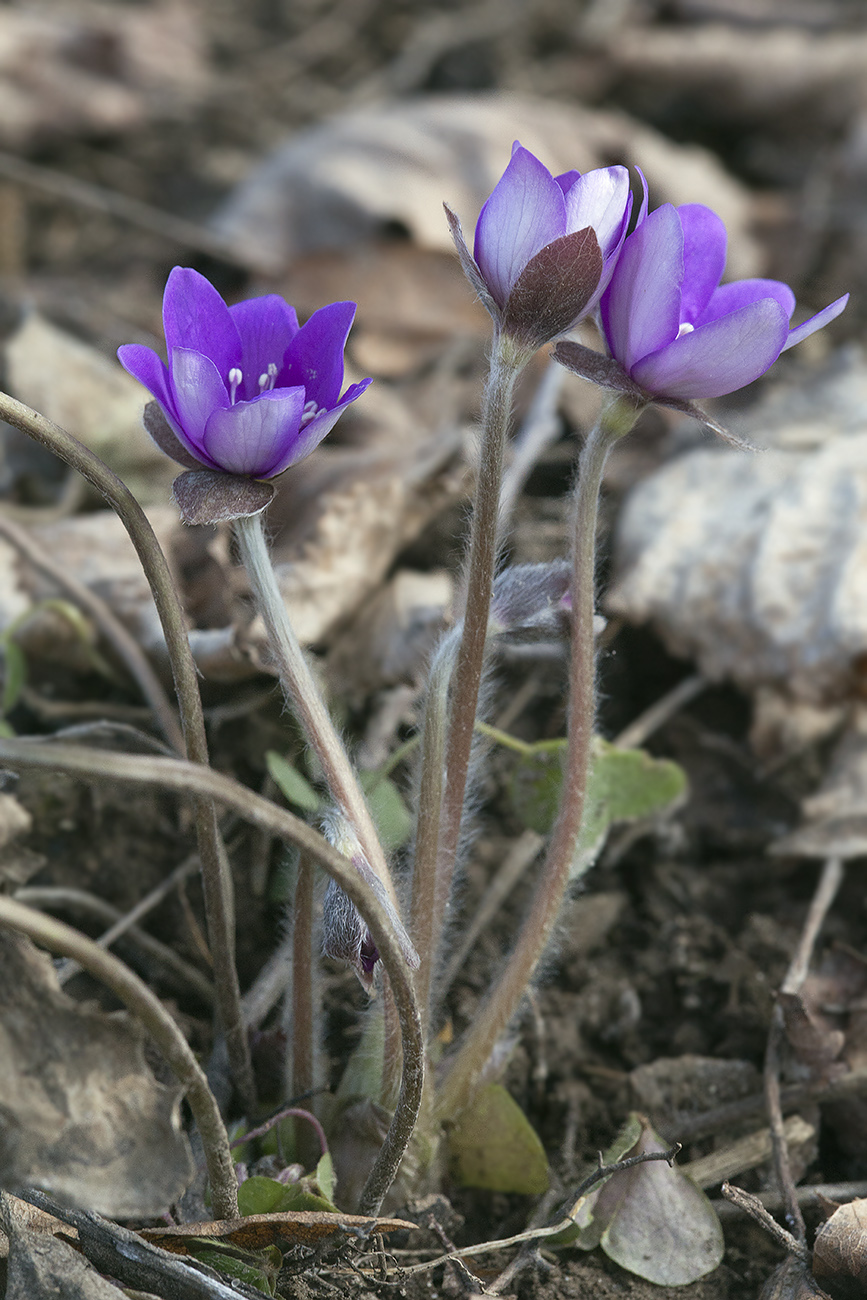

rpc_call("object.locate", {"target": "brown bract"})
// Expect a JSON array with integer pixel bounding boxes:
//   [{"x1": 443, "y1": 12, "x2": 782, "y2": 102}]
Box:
[
  {"x1": 171, "y1": 468, "x2": 275, "y2": 526},
  {"x1": 502, "y1": 228, "x2": 602, "y2": 351}
]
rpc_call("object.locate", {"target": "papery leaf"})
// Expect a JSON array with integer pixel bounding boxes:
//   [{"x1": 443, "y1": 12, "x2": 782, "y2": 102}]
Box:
[
  {"x1": 561, "y1": 1114, "x2": 723, "y2": 1286},
  {"x1": 266, "y1": 751, "x2": 322, "y2": 814},
  {"x1": 446, "y1": 1083, "x2": 549, "y2": 1195}
]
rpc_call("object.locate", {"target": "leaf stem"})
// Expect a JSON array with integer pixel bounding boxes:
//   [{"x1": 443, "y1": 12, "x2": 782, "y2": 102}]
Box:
[
  {"x1": 0, "y1": 390, "x2": 254, "y2": 1110},
  {"x1": 0, "y1": 897, "x2": 239, "y2": 1220},
  {"x1": 436, "y1": 396, "x2": 640, "y2": 1119}
]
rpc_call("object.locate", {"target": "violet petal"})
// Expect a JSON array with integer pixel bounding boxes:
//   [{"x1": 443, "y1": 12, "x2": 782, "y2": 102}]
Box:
[
  {"x1": 631, "y1": 296, "x2": 790, "y2": 400},
  {"x1": 677, "y1": 204, "x2": 728, "y2": 328},
  {"x1": 473, "y1": 145, "x2": 566, "y2": 309},
  {"x1": 281, "y1": 301, "x2": 356, "y2": 410},
  {"x1": 700, "y1": 278, "x2": 796, "y2": 328},
  {"x1": 162, "y1": 267, "x2": 241, "y2": 382},
  {"x1": 143, "y1": 401, "x2": 203, "y2": 470},
  {"x1": 602, "y1": 204, "x2": 684, "y2": 373},
  {"x1": 169, "y1": 347, "x2": 230, "y2": 462},
  {"x1": 202, "y1": 387, "x2": 306, "y2": 478},
  {"x1": 782, "y1": 293, "x2": 849, "y2": 352},
  {"x1": 117, "y1": 344, "x2": 175, "y2": 416},
  {"x1": 229, "y1": 295, "x2": 300, "y2": 400}
]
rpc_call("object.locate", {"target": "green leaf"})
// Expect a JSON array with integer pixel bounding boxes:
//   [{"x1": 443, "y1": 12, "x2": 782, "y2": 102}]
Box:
[
  {"x1": 237, "y1": 1175, "x2": 287, "y2": 1217},
  {"x1": 447, "y1": 1083, "x2": 549, "y2": 1194},
  {"x1": 1, "y1": 640, "x2": 26, "y2": 715},
  {"x1": 510, "y1": 737, "x2": 686, "y2": 880},
  {"x1": 272, "y1": 1183, "x2": 337, "y2": 1214},
  {"x1": 266, "y1": 751, "x2": 322, "y2": 813},
  {"x1": 360, "y1": 770, "x2": 414, "y2": 852},
  {"x1": 315, "y1": 1152, "x2": 335, "y2": 1205},
  {"x1": 190, "y1": 1242, "x2": 280, "y2": 1295}
]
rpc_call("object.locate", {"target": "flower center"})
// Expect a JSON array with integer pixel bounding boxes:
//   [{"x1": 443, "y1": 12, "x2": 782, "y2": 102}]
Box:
[
  {"x1": 677, "y1": 321, "x2": 695, "y2": 338},
  {"x1": 301, "y1": 398, "x2": 324, "y2": 427}
]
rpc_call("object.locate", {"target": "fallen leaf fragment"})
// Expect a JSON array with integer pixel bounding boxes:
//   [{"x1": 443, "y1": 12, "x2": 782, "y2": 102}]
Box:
[
  {"x1": 566, "y1": 1113, "x2": 724, "y2": 1286},
  {"x1": 139, "y1": 1209, "x2": 416, "y2": 1254},
  {"x1": 0, "y1": 928, "x2": 194, "y2": 1217}
]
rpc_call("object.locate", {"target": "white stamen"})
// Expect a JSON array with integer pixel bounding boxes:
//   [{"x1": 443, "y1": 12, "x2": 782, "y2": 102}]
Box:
[
  {"x1": 677, "y1": 321, "x2": 695, "y2": 338},
  {"x1": 228, "y1": 367, "x2": 243, "y2": 403},
  {"x1": 258, "y1": 362, "x2": 279, "y2": 393},
  {"x1": 300, "y1": 398, "x2": 323, "y2": 427}
]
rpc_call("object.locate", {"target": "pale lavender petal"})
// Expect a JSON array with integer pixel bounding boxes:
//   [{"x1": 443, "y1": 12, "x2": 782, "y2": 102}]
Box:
[
  {"x1": 678, "y1": 205, "x2": 727, "y2": 325},
  {"x1": 117, "y1": 344, "x2": 175, "y2": 416},
  {"x1": 602, "y1": 204, "x2": 683, "y2": 372},
  {"x1": 163, "y1": 267, "x2": 241, "y2": 382},
  {"x1": 229, "y1": 295, "x2": 299, "y2": 400},
  {"x1": 169, "y1": 347, "x2": 231, "y2": 459},
  {"x1": 202, "y1": 387, "x2": 306, "y2": 477},
  {"x1": 700, "y1": 278, "x2": 795, "y2": 328},
  {"x1": 268, "y1": 378, "x2": 373, "y2": 475},
  {"x1": 634, "y1": 167, "x2": 649, "y2": 227},
  {"x1": 281, "y1": 301, "x2": 356, "y2": 409},
  {"x1": 631, "y1": 297, "x2": 789, "y2": 399},
  {"x1": 563, "y1": 166, "x2": 631, "y2": 257},
  {"x1": 473, "y1": 146, "x2": 566, "y2": 308},
  {"x1": 782, "y1": 293, "x2": 849, "y2": 351}
]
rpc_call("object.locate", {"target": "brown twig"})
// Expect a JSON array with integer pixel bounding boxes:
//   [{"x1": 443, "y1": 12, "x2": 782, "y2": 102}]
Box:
[
  {"x1": 720, "y1": 1182, "x2": 809, "y2": 1263},
  {"x1": 764, "y1": 855, "x2": 844, "y2": 1245}
]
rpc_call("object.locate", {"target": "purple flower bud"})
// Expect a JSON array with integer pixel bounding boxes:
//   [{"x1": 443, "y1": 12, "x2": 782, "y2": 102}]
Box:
[
  {"x1": 490, "y1": 561, "x2": 571, "y2": 641},
  {"x1": 118, "y1": 268, "x2": 371, "y2": 521},
  {"x1": 447, "y1": 144, "x2": 639, "y2": 353},
  {"x1": 555, "y1": 204, "x2": 848, "y2": 430}
]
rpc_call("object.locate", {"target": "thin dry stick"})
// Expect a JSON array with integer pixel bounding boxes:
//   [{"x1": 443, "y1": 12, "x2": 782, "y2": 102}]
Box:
[
  {"x1": 291, "y1": 855, "x2": 317, "y2": 1100},
  {"x1": 0, "y1": 735, "x2": 424, "y2": 1218},
  {"x1": 720, "y1": 1183, "x2": 809, "y2": 1263},
  {"x1": 0, "y1": 898, "x2": 238, "y2": 1220},
  {"x1": 0, "y1": 390, "x2": 254, "y2": 1110},
  {"x1": 765, "y1": 855, "x2": 844, "y2": 1245},
  {"x1": 0, "y1": 513, "x2": 184, "y2": 754},
  {"x1": 13, "y1": 886, "x2": 214, "y2": 1005}
]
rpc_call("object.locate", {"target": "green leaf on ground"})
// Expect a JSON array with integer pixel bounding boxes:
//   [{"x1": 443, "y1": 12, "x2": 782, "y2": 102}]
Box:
[{"x1": 446, "y1": 1083, "x2": 549, "y2": 1194}]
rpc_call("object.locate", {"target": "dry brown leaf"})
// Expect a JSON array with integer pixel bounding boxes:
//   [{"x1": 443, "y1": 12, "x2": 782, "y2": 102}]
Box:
[
  {"x1": 0, "y1": 928, "x2": 194, "y2": 1217},
  {"x1": 813, "y1": 1198, "x2": 867, "y2": 1300},
  {"x1": 0, "y1": 3, "x2": 207, "y2": 149},
  {"x1": 5, "y1": 312, "x2": 175, "y2": 502},
  {"x1": 211, "y1": 93, "x2": 758, "y2": 277},
  {"x1": 608, "y1": 356, "x2": 867, "y2": 707},
  {"x1": 140, "y1": 1209, "x2": 415, "y2": 1254}
]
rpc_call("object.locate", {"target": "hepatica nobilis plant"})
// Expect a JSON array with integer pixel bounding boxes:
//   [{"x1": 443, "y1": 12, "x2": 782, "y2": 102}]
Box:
[{"x1": 0, "y1": 138, "x2": 848, "y2": 1236}]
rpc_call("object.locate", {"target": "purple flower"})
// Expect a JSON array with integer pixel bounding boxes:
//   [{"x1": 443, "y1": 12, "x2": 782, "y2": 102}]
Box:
[
  {"x1": 554, "y1": 202, "x2": 848, "y2": 436},
  {"x1": 119, "y1": 268, "x2": 371, "y2": 481},
  {"x1": 447, "y1": 145, "x2": 639, "y2": 353}
]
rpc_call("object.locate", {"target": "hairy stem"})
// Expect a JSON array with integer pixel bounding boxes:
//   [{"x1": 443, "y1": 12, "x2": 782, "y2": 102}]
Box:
[
  {"x1": 290, "y1": 855, "x2": 316, "y2": 1100},
  {"x1": 0, "y1": 736, "x2": 424, "y2": 1216},
  {"x1": 0, "y1": 391, "x2": 253, "y2": 1109},
  {"x1": 436, "y1": 396, "x2": 640, "y2": 1119},
  {"x1": 431, "y1": 348, "x2": 523, "y2": 972},
  {"x1": 0, "y1": 897, "x2": 238, "y2": 1219},
  {"x1": 234, "y1": 512, "x2": 392, "y2": 902}
]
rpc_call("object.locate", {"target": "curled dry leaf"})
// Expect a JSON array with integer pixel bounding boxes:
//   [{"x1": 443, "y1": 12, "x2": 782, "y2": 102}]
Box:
[
  {"x1": 813, "y1": 1199, "x2": 867, "y2": 1300},
  {"x1": 0, "y1": 928, "x2": 194, "y2": 1217},
  {"x1": 211, "y1": 93, "x2": 758, "y2": 277}
]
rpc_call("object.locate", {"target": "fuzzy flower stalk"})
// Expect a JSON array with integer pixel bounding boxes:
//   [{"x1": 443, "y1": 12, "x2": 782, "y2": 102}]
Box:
[
  {"x1": 412, "y1": 147, "x2": 635, "y2": 1026},
  {"x1": 436, "y1": 198, "x2": 849, "y2": 1117}
]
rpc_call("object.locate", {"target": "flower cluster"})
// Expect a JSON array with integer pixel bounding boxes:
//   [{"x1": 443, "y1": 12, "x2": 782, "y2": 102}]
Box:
[{"x1": 457, "y1": 141, "x2": 847, "y2": 411}]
